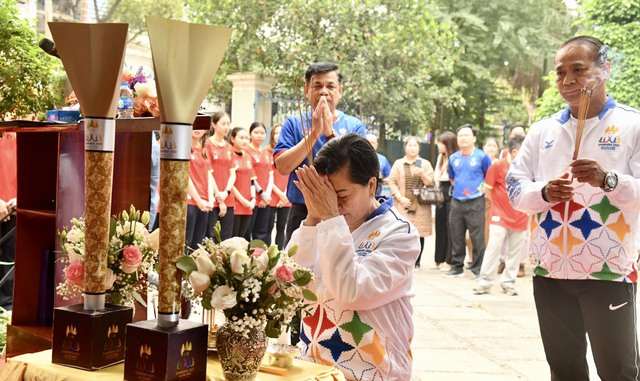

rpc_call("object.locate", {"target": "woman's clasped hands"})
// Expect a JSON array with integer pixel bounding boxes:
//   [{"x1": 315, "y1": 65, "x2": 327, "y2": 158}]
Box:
[{"x1": 294, "y1": 165, "x2": 340, "y2": 226}]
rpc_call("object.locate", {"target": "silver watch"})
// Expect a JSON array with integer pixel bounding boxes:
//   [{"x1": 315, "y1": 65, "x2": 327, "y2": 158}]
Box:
[{"x1": 602, "y1": 171, "x2": 618, "y2": 192}]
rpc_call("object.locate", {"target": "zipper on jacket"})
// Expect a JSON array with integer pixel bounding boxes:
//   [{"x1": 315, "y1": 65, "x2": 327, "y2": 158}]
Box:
[{"x1": 563, "y1": 197, "x2": 570, "y2": 279}]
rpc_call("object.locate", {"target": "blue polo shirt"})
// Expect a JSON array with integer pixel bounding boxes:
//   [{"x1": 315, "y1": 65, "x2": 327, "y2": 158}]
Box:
[
  {"x1": 273, "y1": 110, "x2": 366, "y2": 204},
  {"x1": 448, "y1": 148, "x2": 491, "y2": 201}
]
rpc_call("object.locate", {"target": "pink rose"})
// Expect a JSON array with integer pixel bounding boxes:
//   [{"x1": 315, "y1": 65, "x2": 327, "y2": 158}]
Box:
[
  {"x1": 251, "y1": 248, "x2": 265, "y2": 258},
  {"x1": 121, "y1": 245, "x2": 143, "y2": 273},
  {"x1": 65, "y1": 261, "x2": 84, "y2": 287},
  {"x1": 275, "y1": 265, "x2": 294, "y2": 283}
]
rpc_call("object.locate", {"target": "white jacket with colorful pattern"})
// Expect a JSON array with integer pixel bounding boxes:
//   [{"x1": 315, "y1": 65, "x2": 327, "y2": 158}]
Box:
[
  {"x1": 288, "y1": 197, "x2": 420, "y2": 380},
  {"x1": 507, "y1": 96, "x2": 640, "y2": 282}
]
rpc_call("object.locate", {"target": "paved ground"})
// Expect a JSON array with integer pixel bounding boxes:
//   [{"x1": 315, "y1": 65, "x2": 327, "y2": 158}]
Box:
[{"x1": 410, "y1": 233, "x2": 602, "y2": 381}]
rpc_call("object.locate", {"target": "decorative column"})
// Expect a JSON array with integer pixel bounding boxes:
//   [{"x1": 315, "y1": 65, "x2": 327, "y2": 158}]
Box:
[{"x1": 227, "y1": 72, "x2": 276, "y2": 128}]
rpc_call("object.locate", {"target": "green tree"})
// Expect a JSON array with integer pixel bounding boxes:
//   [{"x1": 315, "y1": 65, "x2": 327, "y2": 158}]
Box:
[
  {"x1": 535, "y1": 0, "x2": 640, "y2": 120},
  {"x1": 0, "y1": 0, "x2": 63, "y2": 120},
  {"x1": 432, "y1": 0, "x2": 573, "y2": 133},
  {"x1": 188, "y1": 0, "x2": 460, "y2": 138}
]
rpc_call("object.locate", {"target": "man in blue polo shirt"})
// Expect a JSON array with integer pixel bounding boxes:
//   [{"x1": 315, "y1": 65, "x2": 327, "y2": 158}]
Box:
[
  {"x1": 274, "y1": 62, "x2": 366, "y2": 245},
  {"x1": 443, "y1": 124, "x2": 492, "y2": 278}
]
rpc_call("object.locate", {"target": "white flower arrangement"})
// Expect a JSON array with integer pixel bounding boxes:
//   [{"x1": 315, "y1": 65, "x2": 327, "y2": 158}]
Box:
[
  {"x1": 178, "y1": 224, "x2": 316, "y2": 338},
  {"x1": 57, "y1": 206, "x2": 158, "y2": 306}
]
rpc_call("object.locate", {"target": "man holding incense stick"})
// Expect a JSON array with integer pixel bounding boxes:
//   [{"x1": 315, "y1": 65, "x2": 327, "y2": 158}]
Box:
[
  {"x1": 508, "y1": 36, "x2": 640, "y2": 380},
  {"x1": 274, "y1": 62, "x2": 366, "y2": 247}
]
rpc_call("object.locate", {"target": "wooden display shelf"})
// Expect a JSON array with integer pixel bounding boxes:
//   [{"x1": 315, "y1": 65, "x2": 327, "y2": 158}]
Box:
[{"x1": 5, "y1": 114, "x2": 213, "y2": 357}]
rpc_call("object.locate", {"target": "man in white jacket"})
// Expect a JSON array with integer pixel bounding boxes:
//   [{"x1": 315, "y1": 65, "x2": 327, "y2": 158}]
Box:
[{"x1": 507, "y1": 36, "x2": 640, "y2": 380}]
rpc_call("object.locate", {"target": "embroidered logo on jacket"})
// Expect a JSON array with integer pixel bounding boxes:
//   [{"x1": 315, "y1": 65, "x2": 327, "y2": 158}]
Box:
[
  {"x1": 598, "y1": 125, "x2": 621, "y2": 151},
  {"x1": 544, "y1": 140, "x2": 555, "y2": 150},
  {"x1": 356, "y1": 231, "x2": 380, "y2": 256}
]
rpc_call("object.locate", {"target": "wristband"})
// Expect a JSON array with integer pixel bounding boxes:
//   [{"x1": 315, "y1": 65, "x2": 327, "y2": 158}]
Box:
[
  {"x1": 541, "y1": 185, "x2": 549, "y2": 202},
  {"x1": 326, "y1": 130, "x2": 336, "y2": 140},
  {"x1": 257, "y1": 189, "x2": 263, "y2": 195}
]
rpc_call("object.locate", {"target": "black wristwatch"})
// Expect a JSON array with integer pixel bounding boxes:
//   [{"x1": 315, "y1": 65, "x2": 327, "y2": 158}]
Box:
[{"x1": 601, "y1": 171, "x2": 618, "y2": 192}]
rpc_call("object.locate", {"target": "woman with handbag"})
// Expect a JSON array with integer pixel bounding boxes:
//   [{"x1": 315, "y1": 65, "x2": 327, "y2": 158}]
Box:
[
  {"x1": 387, "y1": 136, "x2": 434, "y2": 269},
  {"x1": 433, "y1": 131, "x2": 458, "y2": 271}
]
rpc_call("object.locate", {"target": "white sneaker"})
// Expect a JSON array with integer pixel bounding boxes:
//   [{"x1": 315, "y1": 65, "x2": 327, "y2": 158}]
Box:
[
  {"x1": 502, "y1": 287, "x2": 518, "y2": 296},
  {"x1": 473, "y1": 286, "x2": 490, "y2": 295}
]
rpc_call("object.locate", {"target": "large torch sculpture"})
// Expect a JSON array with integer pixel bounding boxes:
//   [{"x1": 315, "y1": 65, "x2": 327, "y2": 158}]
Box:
[
  {"x1": 124, "y1": 16, "x2": 231, "y2": 381},
  {"x1": 48, "y1": 22, "x2": 132, "y2": 370}
]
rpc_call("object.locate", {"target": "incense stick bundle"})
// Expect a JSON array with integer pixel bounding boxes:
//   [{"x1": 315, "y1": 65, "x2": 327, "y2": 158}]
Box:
[
  {"x1": 573, "y1": 88, "x2": 592, "y2": 160},
  {"x1": 146, "y1": 16, "x2": 231, "y2": 328},
  {"x1": 295, "y1": 79, "x2": 314, "y2": 165},
  {"x1": 49, "y1": 23, "x2": 128, "y2": 310}
]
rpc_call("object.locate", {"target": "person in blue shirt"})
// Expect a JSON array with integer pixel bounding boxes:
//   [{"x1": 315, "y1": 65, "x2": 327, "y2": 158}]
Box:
[
  {"x1": 274, "y1": 62, "x2": 366, "y2": 246},
  {"x1": 443, "y1": 124, "x2": 492, "y2": 278},
  {"x1": 366, "y1": 133, "x2": 391, "y2": 196}
]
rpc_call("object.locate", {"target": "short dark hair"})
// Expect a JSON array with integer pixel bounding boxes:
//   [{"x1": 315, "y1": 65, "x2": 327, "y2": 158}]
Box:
[
  {"x1": 456, "y1": 123, "x2": 477, "y2": 137},
  {"x1": 313, "y1": 133, "x2": 379, "y2": 187},
  {"x1": 509, "y1": 124, "x2": 526, "y2": 134},
  {"x1": 508, "y1": 135, "x2": 525, "y2": 152},
  {"x1": 403, "y1": 136, "x2": 420, "y2": 148},
  {"x1": 561, "y1": 36, "x2": 609, "y2": 66},
  {"x1": 305, "y1": 62, "x2": 343, "y2": 84}
]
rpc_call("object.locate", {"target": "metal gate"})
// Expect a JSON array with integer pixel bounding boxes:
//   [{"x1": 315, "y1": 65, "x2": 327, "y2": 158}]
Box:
[{"x1": 255, "y1": 90, "x2": 300, "y2": 129}]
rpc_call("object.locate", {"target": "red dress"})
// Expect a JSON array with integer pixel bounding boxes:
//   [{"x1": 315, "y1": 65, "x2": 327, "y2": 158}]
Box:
[
  {"x1": 188, "y1": 146, "x2": 212, "y2": 206},
  {"x1": 266, "y1": 147, "x2": 291, "y2": 208},
  {"x1": 232, "y1": 151, "x2": 256, "y2": 216},
  {"x1": 246, "y1": 145, "x2": 273, "y2": 204},
  {"x1": 0, "y1": 133, "x2": 17, "y2": 203},
  {"x1": 204, "y1": 139, "x2": 236, "y2": 208}
]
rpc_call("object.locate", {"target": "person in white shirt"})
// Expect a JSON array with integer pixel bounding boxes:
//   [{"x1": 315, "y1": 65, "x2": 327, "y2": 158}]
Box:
[
  {"x1": 289, "y1": 133, "x2": 419, "y2": 380},
  {"x1": 508, "y1": 35, "x2": 640, "y2": 380}
]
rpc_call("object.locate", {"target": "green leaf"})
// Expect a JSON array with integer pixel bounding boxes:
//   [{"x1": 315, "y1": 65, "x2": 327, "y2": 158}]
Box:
[
  {"x1": 249, "y1": 239, "x2": 267, "y2": 249},
  {"x1": 293, "y1": 270, "x2": 312, "y2": 287},
  {"x1": 302, "y1": 289, "x2": 317, "y2": 302},
  {"x1": 177, "y1": 256, "x2": 197, "y2": 276},
  {"x1": 109, "y1": 217, "x2": 117, "y2": 238}
]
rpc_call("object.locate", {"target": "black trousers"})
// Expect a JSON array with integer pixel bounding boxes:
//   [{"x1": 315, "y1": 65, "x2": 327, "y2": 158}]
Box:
[
  {"x1": 248, "y1": 206, "x2": 272, "y2": 245},
  {"x1": 206, "y1": 206, "x2": 234, "y2": 241},
  {"x1": 185, "y1": 205, "x2": 209, "y2": 250},
  {"x1": 434, "y1": 181, "x2": 452, "y2": 264},
  {"x1": 267, "y1": 207, "x2": 290, "y2": 250},
  {"x1": 449, "y1": 196, "x2": 485, "y2": 274},
  {"x1": 232, "y1": 214, "x2": 252, "y2": 238},
  {"x1": 284, "y1": 203, "x2": 307, "y2": 248},
  {"x1": 533, "y1": 276, "x2": 640, "y2": 381}
]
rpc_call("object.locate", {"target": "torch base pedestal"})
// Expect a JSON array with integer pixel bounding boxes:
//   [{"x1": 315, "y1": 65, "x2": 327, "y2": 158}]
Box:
[
  {"x1": 52, "y1": 303, "x2": 133, "y2": 370},
  {"x1": 124, "y1": 319, "x2": 208, "y2": 381}
]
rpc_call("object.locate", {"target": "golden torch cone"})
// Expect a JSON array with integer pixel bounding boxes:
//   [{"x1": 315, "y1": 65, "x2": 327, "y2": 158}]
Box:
[
  {"x1": 146, "y1": 16, "x2": 231, "y2": 327},
  {"x1": 49, "y1": 22, "x2": 128, "y2": 310}
]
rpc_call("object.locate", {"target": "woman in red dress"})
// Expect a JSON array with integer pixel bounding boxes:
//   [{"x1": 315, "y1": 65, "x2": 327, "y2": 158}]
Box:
[
  {"x1": 204, "y1": 111, "x2": 235, "y2": 240},
  {"x1": 229, "y1": 127, "x2": 257, "y2": 238},
  {"x1": 244, "y1": 122, "x2": 274, "y2": 243},
  {"x1": 266, "y1": 124, "x2": 291, "y2": 250},
  {"x1": 186, "y1": 128, "x2": 217, "y2": 249}
]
